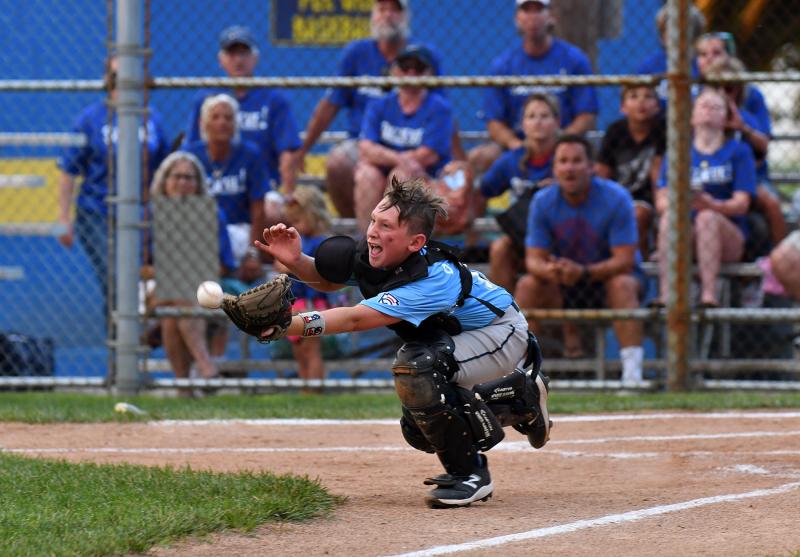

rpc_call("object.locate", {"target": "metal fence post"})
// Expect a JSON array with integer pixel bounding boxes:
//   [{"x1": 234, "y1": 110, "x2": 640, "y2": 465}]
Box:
[
  {"x1": 113, "y1": 0, "x2": 144, "y2": 394},
  {"x1": 665, "y1": 0, "x2": 693, "y2": 391}
]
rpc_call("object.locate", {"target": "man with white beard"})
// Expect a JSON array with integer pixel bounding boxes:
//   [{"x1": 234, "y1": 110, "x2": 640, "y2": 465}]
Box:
[{"x1": 293, "y1": 0, "x2": 446, "y2": 219}]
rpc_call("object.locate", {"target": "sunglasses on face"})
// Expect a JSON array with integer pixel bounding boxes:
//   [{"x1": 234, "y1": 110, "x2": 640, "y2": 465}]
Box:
[{"x1": 398, "y1": 59, "x2": 428, "y2": 73}]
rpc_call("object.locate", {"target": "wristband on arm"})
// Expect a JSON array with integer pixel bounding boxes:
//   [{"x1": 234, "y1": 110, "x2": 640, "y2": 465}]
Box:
[{"x1": 299, "y1": 311, "x2": 326, "y2": 337}]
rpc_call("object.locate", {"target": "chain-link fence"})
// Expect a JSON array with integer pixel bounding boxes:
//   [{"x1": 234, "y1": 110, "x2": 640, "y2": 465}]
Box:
[{"x1": 1, "y1": 0, "x2": 798, "y2": 392}]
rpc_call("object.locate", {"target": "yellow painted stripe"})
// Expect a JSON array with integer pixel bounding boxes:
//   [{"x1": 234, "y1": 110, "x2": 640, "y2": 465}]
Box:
[{"x1": 0, "y1": 159, "x2": 62, "y2": 223}]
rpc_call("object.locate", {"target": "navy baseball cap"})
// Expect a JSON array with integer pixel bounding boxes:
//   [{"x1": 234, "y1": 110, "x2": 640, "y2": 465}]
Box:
[
  {"x1": 219, "y1": 25, "x2": 257, "y2": 50},
  {"x1": 396, "y1": 45, "x2": 434, "y2": 69},
  {"x1": 376, "y1": 0, "x2": 408, "y2": 9},
  {"x1": 516, "y1": 0, "x2": 550, "y2": 7}
]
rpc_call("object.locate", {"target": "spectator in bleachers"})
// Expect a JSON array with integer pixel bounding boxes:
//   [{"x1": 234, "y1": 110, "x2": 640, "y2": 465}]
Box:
[
  {"x1": 272, "y1": 186, "x2": 334, "y2": 390},
  {"x1": 354, "y1": 45, "x2": 453, "y2": 230},
  {"x1": 470, "y1": 0, "x2": 598, "y2": 176},
  {"x1": 184, "y1": 25, "x2": 301, "y2": 215},
  {"x1": 704, "y1": 55, "x2": 787, "y2": 247},
  {"x1": 184, "y1": 94, "x2": 270, "y2": 268},
  {"x1": 479, "y1": 93, "x2": 559, "y2": 293},
  {"x1": 516, "y1": 134, "x2": 645, "y2": 383},
  {"x1": 58, "y1": 55, "x2": 170, "y2": 317},
  {"x1": 294, "y1": 0, "x2": 455, "y2": 219},
  {"x1": 596, "y1": 85, "x2": 665, "y2": 258},
  {"x1": 653, "y1": 88, "x2": 756, "y2": 308},
  {"x1": 769, "y1": 230, "x2": 800, "y2": 301},
  {"x1": 148, "y1": 152, "x2": 237, "y2": 391},
  {"x1": 636, "y1": 5, "x2": 706, "y2": 107}
]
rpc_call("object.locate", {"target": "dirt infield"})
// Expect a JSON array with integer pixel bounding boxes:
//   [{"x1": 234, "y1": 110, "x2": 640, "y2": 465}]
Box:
[{"x1": 3, "y1": 411, "x2": 800, "y2": 556}]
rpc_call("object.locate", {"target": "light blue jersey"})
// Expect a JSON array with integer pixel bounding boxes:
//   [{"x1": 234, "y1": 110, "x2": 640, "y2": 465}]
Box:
[{"x1": 360, "y1": 258, "x2": 513, "y2": 331}]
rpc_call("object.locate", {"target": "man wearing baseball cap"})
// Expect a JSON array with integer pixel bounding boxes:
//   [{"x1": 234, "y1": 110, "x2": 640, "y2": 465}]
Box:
[
  {"x1": 183, "y1": 25, "x2": 302, "y2": 203},
  {"x1": 294, "y1": 0, "x2": 448, "y2": 220},
  {"x1": 470, "y1": 0, "x2": 598, "y2": 174},
  {"x1": 354, "y1": 43, "x2": 455, "y2": 230}
]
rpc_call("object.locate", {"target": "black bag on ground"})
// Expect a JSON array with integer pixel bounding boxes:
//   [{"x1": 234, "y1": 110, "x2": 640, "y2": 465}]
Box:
[{"x1": 0, "y1": 332, "x2": 55, "y2": 376}]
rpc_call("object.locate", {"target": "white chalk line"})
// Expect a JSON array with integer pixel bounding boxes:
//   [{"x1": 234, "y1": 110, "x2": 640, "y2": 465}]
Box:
[
  {"x1": 5, "y1": 431, "x2": 800, "y2": 456},
  {"x1": 381, "y1": 481, "x2": 800, "y2": 557},
  {"x1": 150, "y1": 411, "x2": 800, "y2": 427}
]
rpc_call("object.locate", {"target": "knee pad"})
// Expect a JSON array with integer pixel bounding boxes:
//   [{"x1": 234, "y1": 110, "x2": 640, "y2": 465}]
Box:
[
  {"x1": 392, "y1": 335, "x2": 504, "y2": 474},
  {"x1": 399, "y1": 406, "x2": 434, "y2": 454}
]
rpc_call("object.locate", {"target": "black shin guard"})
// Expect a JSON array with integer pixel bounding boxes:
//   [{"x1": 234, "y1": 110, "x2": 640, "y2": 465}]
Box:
[
  {"x1": 473, "y1": 368, "x2": 540, "y2": 428},
  {"x1": 392, "y1": 337, "x2": 503, "y2": 476}
]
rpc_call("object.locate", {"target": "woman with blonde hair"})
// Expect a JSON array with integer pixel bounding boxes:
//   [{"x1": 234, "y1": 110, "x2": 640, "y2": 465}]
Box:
[
  {"x1": 148, "y1": 151, "x2": 239, "y2": 393},
  {"x1": 654, "y1": 88, "x2": 756, "y2": 308},
  {"x1": 273, "y1": 185, "x2": 334, "y2": 391},
  {"x1": 479, "y1": 93, "x2": 560, "y2": 293}
]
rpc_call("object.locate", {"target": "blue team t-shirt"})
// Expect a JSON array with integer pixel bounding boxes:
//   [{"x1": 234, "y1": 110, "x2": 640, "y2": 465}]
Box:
[
  {"x1": 483, "y1": 39, "x2": 599, "y2": 132},
  {"x1": 184, "y1": 139, "x2": 270, "y2": 225},
  {"x1": 360, "y1": 91, "x2": 453, "y2": 175},
  {"x1": 360, "y1": 258, "x2": 513, "y2": 331},
  {"x1": 326, "y1": 38, "x2": 444, "y2": 138},
  {"x1": 479, "y1": 146, "x2": 553, "y2": 199},
  {"x1": 59, "y1": 100, "x2": 170, "y2": 214},
  {"x1": 185, "y1": 88, "x2": 301, "y2": 188},
  {"x1": 526, "y1": 177, "x2": 640, "y2": 265},
  {"x1": 657, "y1": 138, "x2": 756, "y2": 237}
]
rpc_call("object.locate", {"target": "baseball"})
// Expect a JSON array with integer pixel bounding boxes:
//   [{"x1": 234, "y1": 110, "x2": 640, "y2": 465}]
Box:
[{"x1": 197, "y1": 280, "x2": 224, "y2": 309}]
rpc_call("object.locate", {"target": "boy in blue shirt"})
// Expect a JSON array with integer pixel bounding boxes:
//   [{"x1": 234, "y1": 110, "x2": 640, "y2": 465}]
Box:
[{"x1": 234, "y1": 177, "x2": 552, "y2": 509}]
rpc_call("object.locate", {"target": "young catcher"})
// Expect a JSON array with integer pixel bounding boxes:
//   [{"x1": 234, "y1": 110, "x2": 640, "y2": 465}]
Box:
[{"x1": 220, "y1": 177, "x2": 551, "y2": 508}]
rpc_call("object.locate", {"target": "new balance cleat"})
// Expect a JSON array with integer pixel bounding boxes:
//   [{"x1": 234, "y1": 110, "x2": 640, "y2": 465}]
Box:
[{"x1": 424, "y1": 455, "x2": 493, "y2": 509}]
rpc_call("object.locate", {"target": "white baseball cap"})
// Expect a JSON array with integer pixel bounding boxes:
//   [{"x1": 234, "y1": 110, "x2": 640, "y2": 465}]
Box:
[{"x1": 516, "y1": 0, "x2": 550, "y2": 7}]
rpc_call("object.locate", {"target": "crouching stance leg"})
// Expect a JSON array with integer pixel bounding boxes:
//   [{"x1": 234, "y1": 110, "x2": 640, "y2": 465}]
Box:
[
  {"x1": 473, "y1": 333, "x2": 552, "y2": 448},
  {"x1": 392, "y1": 333, "x2": 503, "y2": 508}
]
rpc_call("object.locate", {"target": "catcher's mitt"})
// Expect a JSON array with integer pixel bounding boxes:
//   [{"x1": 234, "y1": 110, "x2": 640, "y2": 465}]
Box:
[{"x1": 221, "y1": 274, "x2": 295, "y2": 343}]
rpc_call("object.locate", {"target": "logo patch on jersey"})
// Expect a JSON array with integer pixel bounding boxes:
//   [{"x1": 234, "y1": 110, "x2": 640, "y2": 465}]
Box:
[{"x1": 378, "y1": 293, "x2": 400, "y2": 306}]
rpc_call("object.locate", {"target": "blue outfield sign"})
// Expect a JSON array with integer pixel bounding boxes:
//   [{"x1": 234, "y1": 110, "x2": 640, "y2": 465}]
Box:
[{"x1": 271, "y1": 0, "x2": 372, "y2": 46}]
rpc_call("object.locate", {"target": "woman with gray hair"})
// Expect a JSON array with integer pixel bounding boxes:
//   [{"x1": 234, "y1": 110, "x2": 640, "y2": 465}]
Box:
[
  {"x1": 185, "y1": 93, "x2": 271, "y2": 266},
  {"x1": 146, "y1": 151, "x2": 240, "y2": 394}
]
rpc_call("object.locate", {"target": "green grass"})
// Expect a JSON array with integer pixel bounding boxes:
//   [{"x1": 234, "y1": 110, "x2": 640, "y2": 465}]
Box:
[
  {"x1": 1, "y1": 390, "x2": 800, "y2": 423},
  {"x1": 0, "y1": 453, "x2": 341, "y2": 557},
  {"x1": 2, "y1": 391, "x2": 799, "y2": 556}
]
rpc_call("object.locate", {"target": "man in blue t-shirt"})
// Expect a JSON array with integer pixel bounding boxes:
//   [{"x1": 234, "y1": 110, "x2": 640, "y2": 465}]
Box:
[
  {"x1": 355, "y1": 45, "x2": 454, "y2": 230},
  {"x1": 470, "y1": 0, "x2": 598, "y2": 175},
  {"x1": 516, "y1": 134, "x2": 645, "y2": 384},
  {"x1": 184, "y1": 25, "x2": 301, "y2": 200},
  {"x1": 227, "y1": 177, "x2": 551, "y2": 509},
  {"x1": 293, "y1": 0, "x2": 453, "y2": 219}
]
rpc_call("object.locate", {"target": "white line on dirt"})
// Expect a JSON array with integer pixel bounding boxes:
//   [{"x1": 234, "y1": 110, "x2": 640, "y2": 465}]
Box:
[
  {"x1": 381, "y1": 481, "x2": 800, "y2": 557},
  {"x1": 5, "y1": 432, "x2": 800, "y2": 455},
  {"x1": 549, "y1": 430, "x2": 800, "y2": 445},
  {"x1": 149, "y1": 411, "x2": 800, "y2": 427}
]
